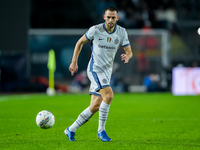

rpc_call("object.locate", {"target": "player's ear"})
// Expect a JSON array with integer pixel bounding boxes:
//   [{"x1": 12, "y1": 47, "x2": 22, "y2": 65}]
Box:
[
  {"x1": 117, "y1": 15, "x2": 119, "y2": 21},
  {"x1": 103, "y1": 14, "x2": 106, "y2": 20}
]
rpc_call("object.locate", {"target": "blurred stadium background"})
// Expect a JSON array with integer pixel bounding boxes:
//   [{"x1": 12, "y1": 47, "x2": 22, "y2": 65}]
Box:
[{"x1": 0, "y1": 0, "x2": 200, "y2": 95}]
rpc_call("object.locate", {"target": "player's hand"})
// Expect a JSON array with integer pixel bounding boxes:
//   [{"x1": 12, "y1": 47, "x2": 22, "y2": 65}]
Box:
[
  {"x1": 121, "y1": 54, "x2": 129, "y2": 63},
  {"x1": 69, "y1": 63, "x2": 78, "y2": 76}
]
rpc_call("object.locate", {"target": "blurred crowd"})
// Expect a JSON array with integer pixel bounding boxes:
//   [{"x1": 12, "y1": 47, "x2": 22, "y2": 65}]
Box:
[
  {"x1": 31, "y1": 0, "x2": 200, "y2": 32},
  {"x1": 93, "y1": 0, "x2": 177, "y2": 32}
]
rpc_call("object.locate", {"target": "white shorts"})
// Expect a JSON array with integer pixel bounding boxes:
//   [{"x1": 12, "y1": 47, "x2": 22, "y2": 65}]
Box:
[{"x1": 87, "y1": 69, "x2": 111, "y2": 97}]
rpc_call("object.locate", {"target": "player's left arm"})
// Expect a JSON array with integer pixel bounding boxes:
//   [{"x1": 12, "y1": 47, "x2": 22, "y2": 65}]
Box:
[{"x1": 121, "y1": 45, "x2": 133, "y2": 63}]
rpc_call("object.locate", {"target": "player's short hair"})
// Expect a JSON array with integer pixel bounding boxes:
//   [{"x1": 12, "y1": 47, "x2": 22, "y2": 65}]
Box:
[{"x1": 105, "y1": 6, "x2": 118, "y2": 13}]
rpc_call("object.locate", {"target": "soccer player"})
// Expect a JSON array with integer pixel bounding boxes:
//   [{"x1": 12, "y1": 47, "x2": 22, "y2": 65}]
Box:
[{"x1": 64, "y1": 6, "x2": 133, "y2": 142}]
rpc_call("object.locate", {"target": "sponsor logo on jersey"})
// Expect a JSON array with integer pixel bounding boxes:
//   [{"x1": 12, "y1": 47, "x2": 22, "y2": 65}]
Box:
[{"x1": 98, "y1": 44, "x2": 116, "y2": 50}]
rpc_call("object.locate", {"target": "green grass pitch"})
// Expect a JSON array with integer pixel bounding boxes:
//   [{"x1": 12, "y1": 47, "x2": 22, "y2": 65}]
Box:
[{"x1": 0, "y1": 93, "x2": 200, "y2": 150}]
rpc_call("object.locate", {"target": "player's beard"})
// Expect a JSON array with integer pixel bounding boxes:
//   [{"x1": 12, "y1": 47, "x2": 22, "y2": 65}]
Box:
[{"x1": 107, "y1": 22, "x2": 115, "y2": 29}]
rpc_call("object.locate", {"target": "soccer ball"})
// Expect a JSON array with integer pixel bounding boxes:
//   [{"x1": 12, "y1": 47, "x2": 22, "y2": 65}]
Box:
[{"x1": 36, "y1": 110, "x2": 55, "y2": 129}]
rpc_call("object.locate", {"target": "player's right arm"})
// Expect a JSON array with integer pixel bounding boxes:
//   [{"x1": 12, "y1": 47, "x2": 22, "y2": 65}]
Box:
[{"x1": 69, "y1": 35, "x2": 88, "y2": 76}]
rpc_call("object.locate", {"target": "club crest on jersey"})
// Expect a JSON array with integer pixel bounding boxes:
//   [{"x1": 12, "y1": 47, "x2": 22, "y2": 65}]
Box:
[
  {"x1": 107, "y1": 37, "x2": 111, "y2": 42},
  {"x1": 114, "y1": 38, "x2": 119, "y2": 44}
]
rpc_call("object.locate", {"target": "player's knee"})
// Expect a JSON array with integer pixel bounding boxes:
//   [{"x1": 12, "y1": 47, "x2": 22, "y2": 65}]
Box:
[{"x1": 104, "y1": 93, "x2": 113, "y2": 103}]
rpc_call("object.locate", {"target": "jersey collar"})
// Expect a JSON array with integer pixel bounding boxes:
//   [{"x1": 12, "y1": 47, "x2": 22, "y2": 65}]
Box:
[{"x1": 103, "y1": 23, "x2": 117, "y2": 34}]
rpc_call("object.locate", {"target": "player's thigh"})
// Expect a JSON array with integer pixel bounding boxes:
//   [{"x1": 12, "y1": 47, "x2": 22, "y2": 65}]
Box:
[{"x1": 89, "y1": 95, "x2": 103, "y2": 113}]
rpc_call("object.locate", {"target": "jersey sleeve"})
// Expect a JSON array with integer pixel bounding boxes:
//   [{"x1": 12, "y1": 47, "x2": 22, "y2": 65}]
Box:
[
  {"x1": 85, "y1": 26, "x2": 96, "y2": 41},
  {"x1": 121, "y1": 29, "x2": 130, "y2": 48}
]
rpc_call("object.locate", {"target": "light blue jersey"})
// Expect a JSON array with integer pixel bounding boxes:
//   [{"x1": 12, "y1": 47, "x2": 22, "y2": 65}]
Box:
[
  {"x1": 85, "y1": 23, "x2": 130, "y2": 96},
  {"x1": 85, "y1": 23, "x2": 130, "y2": 75}
]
